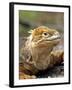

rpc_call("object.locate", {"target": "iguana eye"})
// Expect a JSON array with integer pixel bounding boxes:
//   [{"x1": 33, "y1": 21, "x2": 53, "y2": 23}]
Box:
[
  {"x1": 43, "y1": 32, "x2": 48, "y2": 35},
  {"x1": 42, "y1": 32, "x2": 50, "y2": 37}
]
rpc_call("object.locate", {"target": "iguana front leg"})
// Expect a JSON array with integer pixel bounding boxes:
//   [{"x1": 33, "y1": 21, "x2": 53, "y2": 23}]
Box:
[
  {"x1": 19, "y1": 63, "x2": 37, "y2": 79},
  {"x1": 50, "y1": 50, "x2": 64, "y2": 67}
]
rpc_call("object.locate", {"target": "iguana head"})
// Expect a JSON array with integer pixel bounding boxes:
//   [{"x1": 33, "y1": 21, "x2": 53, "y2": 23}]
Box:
[
  {"x1": 29, "y1": 26, "x2": 61, "y2": 48},
  {"x1": 28, "y1": 26, "x2": 61, "y2": 70}
]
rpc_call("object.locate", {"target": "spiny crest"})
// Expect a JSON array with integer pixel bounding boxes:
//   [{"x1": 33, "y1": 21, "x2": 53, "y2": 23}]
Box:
[{"x1": 28, "y1": 26, "x2": 58, "y2": 37}]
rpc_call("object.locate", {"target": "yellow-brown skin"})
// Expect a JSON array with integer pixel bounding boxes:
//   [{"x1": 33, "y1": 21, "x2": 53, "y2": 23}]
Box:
[{"x1": 19, "y1": 26, "x2": 64, "y2": 79}]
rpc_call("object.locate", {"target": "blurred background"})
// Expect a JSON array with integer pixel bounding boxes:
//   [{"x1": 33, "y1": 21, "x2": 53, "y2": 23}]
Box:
[{"x1": 19, "y1": 10, "x2": 64, "y2": 37}]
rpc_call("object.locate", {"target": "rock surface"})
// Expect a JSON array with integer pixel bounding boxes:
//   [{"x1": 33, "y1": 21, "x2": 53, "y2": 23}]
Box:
[{"x1": 36, "y1": 62, "x2": 64, "y2": 78}]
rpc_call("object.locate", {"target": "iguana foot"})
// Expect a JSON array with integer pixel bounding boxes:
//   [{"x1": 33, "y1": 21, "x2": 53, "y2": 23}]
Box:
[{"x1": 19, "y1": 72, "x2": 36, "y2": 79}]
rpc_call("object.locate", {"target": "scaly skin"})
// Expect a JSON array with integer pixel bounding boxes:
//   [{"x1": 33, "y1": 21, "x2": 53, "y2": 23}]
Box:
[{"x1": 19, "y1": 26, "x2": 64, "y2": 79}]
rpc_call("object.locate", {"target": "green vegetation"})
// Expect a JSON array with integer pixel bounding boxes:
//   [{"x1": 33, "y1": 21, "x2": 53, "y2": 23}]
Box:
[{"x1": 19, "y1": 10, "x2": 64, "y2": 37}]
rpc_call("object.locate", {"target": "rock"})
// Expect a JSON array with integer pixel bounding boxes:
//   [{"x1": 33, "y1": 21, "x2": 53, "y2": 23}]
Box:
[{"x1": 36, "y1": 62, "x2": 64, "y2": 78}]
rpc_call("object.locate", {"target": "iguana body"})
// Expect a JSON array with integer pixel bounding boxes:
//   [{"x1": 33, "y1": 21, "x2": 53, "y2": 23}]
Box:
[{"x1": 19, "y1": 26, "x2": 64, "y2": 79}]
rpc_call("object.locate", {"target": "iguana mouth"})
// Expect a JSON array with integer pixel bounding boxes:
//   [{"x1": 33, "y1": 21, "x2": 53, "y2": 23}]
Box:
[
  {"x1": 36, "y1": 35, "x2": 61, "y2": 44},
  {"x1": 46, "y1": 35, "x2": 61, "y2": 41}
]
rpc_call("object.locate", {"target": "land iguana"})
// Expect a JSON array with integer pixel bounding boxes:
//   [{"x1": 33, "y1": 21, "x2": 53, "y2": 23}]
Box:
[{"x1": 19, "y1": 26, "x2": 64, "y2": 79}]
